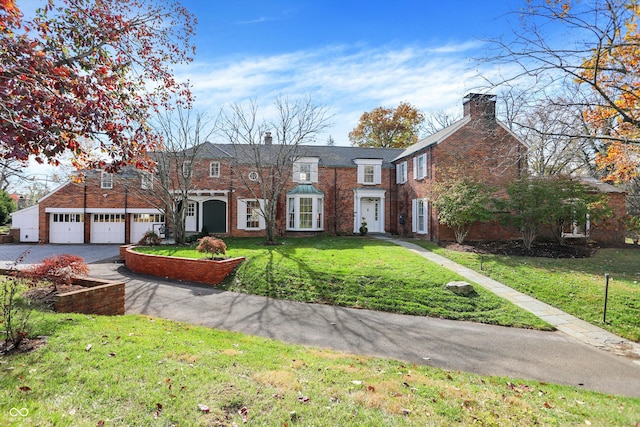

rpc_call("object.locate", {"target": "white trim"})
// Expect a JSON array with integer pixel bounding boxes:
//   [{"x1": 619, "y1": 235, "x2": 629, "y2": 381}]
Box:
[
  {"x1": 85, "y1": 208, "x2": 126, "y2": 214},
  {"x1": 126, "y1": 208, "x2": 164, "y2": 214},
  {"x1": 209, "y1": 161, "x2": 221, "y2": 177},
  {"x1": 45, "y1": 207, "x2": 85, "y2": 213},
  {"x1": 353, "y1": 188, "x2": 386, "y2": 233},
  {"x1": 237, "y1": 198, "x2": 266, "y2": 230},
  {"x1": 293, "y1": 157, "x2": 319, "y2": 183}
]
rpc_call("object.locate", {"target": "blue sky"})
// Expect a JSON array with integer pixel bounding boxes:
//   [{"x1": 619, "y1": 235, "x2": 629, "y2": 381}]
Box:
[
  {"x1": 175, "y1": 0, "x2": 521, "y2": 145},
  {"x1": 19, "y1": 0, "x2": 525, "y2": 180}
]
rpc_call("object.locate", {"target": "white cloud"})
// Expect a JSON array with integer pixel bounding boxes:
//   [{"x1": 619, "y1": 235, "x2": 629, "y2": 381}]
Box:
[{"x1": 178, "y1": 41, "x2": 498, "y2": 145}]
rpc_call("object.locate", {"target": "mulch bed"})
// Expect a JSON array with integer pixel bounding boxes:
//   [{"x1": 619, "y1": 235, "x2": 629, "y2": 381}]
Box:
[{"x1": 439, "y1": 240, "x2": 599, "y2": 258}]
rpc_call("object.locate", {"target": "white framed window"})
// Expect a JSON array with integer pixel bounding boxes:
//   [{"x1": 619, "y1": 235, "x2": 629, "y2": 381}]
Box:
[
  {"x1": 186, "y1": 202, "x2": 196, "y2": 217},
  {"x1": 286, "y1": 195, "x2": 324, "y2": 231},
  {"x1": 248, "y1": 171, "x2": 259, "y2": 182},
  {"x1": 355, "y1": 159, "x2": 382, "y2": 185},
  {"x1": 396, "y1": 161, "x2": 408, "y2": 184},
  {"x1": 209, "y1": 161, "x2": 220, "y2": 177},
  {"x1": 237, "y1": 199, "x2": 265, "y2": 230},
  {"x1": 563, "y1": 213, "x2": 590, "y2": 238},
  {"x1": 101, "y1": 171, "x2": 113, "y2": 189},
  {"x1": 182, "y1": 161, "x2": 192, "y2": 178},
  {"x1": 412, "y1": 198, "x2": 428, "y2": 234},
  {"x1": 293, "y1": 157, "x2": 319, "y2": 183},
  {"x1": 141, "y1": 171, "x2": 153, "y2": 190},
  {"x1": 413, "y1": 153, "x2": 427, "y2": 180}
]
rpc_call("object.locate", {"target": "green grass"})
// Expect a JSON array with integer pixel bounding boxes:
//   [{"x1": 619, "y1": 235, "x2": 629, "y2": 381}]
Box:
[
  {"x1": 1, "y1": 312, "x2": 638, "y2": 426},
  {"x1": 135, "y1": 237, "x2": 551, "y2": 330},
  {"x1": 410, "y1": 240, "x2": 640, "y2": 342}
]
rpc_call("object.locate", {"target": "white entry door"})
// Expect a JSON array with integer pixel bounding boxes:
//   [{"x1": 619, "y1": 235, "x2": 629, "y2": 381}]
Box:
[
  {"x1": 361, "y1": 198, "x2": 381, "y2": 233},
  {"x1": 90, "y1": 213, "x2": 125, "y2": 244}
]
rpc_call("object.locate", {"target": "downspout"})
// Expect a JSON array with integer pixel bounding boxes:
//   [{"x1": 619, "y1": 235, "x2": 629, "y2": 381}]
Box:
[
  {"x1": 124, "y1": 187, "x2": 128, "y2": 243},
  {"x1": 334, "y1": 167, "x2": 338, "y2": 234},
  {"x1": 83, "y1": 183, "x2": 87, "y2": 244},
  {"x1": 229, "y1": 161, "x2": 234, "y2": 237}
]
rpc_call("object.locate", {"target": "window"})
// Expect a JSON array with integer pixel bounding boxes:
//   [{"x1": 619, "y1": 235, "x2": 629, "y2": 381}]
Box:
[
  {"x1": 286, "y1": 195, "x2": 324, "y2": 231},
  {"x1": 101, "y1": 171, "x2": 113, "y2": 189},
  {"x1": 246, "y1": 200, "x2": 260, "y2": 229},
  {"x1": 141, "y1": 171, "x2": 153, "y2": 190},
  {"x1": 355, "y1": 159, "x2": 382, "y2": 185},
  {"x1": 412, "y1": 198, "x2": 428, "y2": 234},
  {"x1": 363, "y1": 165, "x2": 375, "y2": 183},
  {"x1": 209, "y1": 162, "x2": 220, "y2": 177},
  {"x1": 186, "y1": 202, "x2": 195, "y2": 217},
  {"x1": 396, "y1": 161, "x2": 408, "y2": 184},
  {"x1": 53, "y1": 213, "x2": 83, "y2": 222},
  {"x1": 237, "y1": 199, "x2": 265, "y2": 230},
  {"x1": 293, "y1": 157, "x2": 319, "y2": 183},
  {"x1": 93, "y1": 214, "x2": 125, "y2": 223},
  {"x1": 182, "y1": 161, "x2": 192, "y2": 178},
  {"x1": 413, "y1": 153, "x2": 427, "y2": 180},
  {"x1": 248, "y1": 171, "x2": 259, "y2": 182},
  {"x1": 133, "y1": 213, "x2": 164, "y2": 223}
]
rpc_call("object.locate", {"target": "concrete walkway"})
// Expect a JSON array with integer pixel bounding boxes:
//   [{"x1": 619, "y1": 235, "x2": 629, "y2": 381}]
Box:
[{"x1": 374, "y1": 235, "x2": 640, "y2": 361}]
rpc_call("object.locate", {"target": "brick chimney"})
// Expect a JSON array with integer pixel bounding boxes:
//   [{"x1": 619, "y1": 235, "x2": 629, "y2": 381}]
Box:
[
  {"x1": 463, "y1": 93, "x2": 496, "y2": 120},
  {"x1": 264, "y1": 131, "x2": 272, "y2": 145}
]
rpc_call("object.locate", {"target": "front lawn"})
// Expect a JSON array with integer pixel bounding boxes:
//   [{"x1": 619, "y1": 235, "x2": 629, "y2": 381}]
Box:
[
  {"x1": 135, "y1": 237, "x2": 550, "y2": 330},
  {"x1": 412, "y1": 241, "x2": 640, "y2": 342},
  {"x1": 1, "y1": 313, "x2": 637, "y2": 426}
]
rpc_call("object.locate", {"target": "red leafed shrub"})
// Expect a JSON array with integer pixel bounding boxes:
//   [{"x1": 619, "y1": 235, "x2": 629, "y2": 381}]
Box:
[
  {"x1": 196, "y1": 236, "x2": 227, "y2": 259},
  {"x1": 24, "y1": 254, "x2": 89, "y2": 286}
]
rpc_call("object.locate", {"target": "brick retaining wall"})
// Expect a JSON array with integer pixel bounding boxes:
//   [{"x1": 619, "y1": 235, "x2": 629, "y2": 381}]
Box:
[
  {"x1": 55, "y1": 277, "x2": 125, "y2": 315},
  {"x1": 123, "y1": 246, "x2": 244, "y2": 286}
]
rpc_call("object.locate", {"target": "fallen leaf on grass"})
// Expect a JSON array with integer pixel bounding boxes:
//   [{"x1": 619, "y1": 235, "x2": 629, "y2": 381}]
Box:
[
  {"x1": 19, "y1": 386, "x2": 31, "y2": 392},
  {"x1": 297, "y1": 396, "x2": 310, "y2": 403},
  {"x1": 97, "y1": 421, "x2": 104, "y2": 427},
  {"x1": 197, "y1": 404, "x2": 210, "y2": 413},
  {"x1": 85, "y1": 344, "x2": 92, "y2": 352},
  {"x1": 238, "y1": 406, "x2": 248, "y2": 422},
  {"x1": 108, "y1": 352, "x2": 116, "y2": 357},
  {"x1": 543, "y1": 401, "x2": 553, "y2": 409}
]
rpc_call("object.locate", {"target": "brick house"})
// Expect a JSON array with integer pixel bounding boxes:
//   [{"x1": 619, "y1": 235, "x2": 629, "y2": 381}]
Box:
[{"x1": 10, "y1": 93, "x2": 627, "y2": 244}]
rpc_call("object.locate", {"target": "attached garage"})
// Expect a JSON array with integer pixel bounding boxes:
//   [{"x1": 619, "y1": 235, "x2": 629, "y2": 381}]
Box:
[
  {"x1": 130, "y1": 212, "x2": 165, "y2": 244},
  {"x1": 90, "y1": 213, "x2": 125, "y2": 244},
  {"x1": 11, "y1": 204, "x2": 40, "y2": 242},
  {"x1": 49, "y1": 212, "x2": 85, "y2": 244}
]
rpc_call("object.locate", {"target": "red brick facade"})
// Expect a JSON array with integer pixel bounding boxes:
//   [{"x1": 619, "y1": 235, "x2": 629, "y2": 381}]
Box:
[{"x1": 14, "y1": 94, "x2": 627, "y2": 245}]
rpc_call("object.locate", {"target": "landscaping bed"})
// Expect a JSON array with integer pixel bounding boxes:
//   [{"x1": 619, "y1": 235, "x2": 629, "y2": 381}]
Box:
[{"x1": 439, "y1": 240, "x2": 599, "y2": 258}]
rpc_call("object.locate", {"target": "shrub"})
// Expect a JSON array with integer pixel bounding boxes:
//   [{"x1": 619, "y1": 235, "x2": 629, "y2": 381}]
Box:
[
  {"x1": 196, "y1": 236, "x2": 227, "y2": 259},
  {"x1": 138, "y1": 230, "x2": 161, "y2": 246},
  {"x1": 24, "y1": 254, "x2": 89, "y2": 287},
  {"x1": 625, "y1": 215, "x2": 640, "y2": 244}
]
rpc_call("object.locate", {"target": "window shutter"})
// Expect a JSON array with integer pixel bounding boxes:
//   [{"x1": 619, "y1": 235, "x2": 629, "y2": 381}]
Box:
[
  {"x1": 411, "y1": 199, "x2": 417, "y2": 232},
  {"x1": 258, "y1": 199, "x2": 266, "y2": 230},
  {"x1": 237, "y1": 199, "x2": 246, "y2": 230},
  {"x1": 374, "y1": 165, "x2": 381, "y2": 184},
  {"x1": 293, "y1": 163, "x2": 300, "y2": 182},
  {"x1": 357, "y1": 165, "x2": 364, "y2": 184},
  {"x1": 311, "y1": 164, "x2": 319, "y2": 183},
  {"x1": 396, "y1": 164, "x2": 401, "y2": 183},
  {"x1": 412, "y1": 158, "x2": 417, "y2": 180}
]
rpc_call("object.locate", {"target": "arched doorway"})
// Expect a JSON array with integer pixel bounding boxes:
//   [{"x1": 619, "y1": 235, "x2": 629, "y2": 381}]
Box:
[{"x1": 202, "y1": 200, "x2": 227, "y2": 234}]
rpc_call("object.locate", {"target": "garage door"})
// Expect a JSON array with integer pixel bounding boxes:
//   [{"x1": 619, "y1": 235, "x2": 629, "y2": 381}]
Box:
[
  {"x1": 50, "y1": 213, "x2": 84, "y2": 244},
  {"x1": 90, "y1": 213, "x2": 125, "y2": 244},
  {"x1": 130, "y1": 213, "x2": 165, "y2": 244}
]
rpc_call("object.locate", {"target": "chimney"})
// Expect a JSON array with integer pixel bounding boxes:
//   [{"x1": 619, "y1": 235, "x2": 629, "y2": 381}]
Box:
[
  {"x1": 463, "y1": 93, "x2": 496, "y2": 120},
  {"x1": 264, "y1": 131, "x2": 272, "y2": 145}
]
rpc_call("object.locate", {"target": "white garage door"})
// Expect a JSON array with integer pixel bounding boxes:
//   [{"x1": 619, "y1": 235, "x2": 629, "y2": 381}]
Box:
[
  {"x1": 130, "y1": 213, "x2": 165, "y2": 244},
  {"x1": 90, "y1": 213, "x2": 125, "y2": 244},
  {"x1": 50, "y1": 213, "x2": 84, "y2": 244}
]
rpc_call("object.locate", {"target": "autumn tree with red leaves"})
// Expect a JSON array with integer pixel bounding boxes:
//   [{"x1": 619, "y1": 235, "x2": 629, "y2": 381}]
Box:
[{"x1": 0, "y1": 0, "x2": 195, "y2": 171}]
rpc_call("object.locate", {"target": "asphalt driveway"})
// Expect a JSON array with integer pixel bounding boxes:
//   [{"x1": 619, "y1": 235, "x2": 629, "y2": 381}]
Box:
[{"x1": 0, "y1": 243, "x2": 120, "y2": 268}]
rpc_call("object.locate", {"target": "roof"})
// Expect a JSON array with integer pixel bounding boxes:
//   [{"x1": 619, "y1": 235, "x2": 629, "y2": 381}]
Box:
[
  {"x1": 579, "y1": 177, "x2": 626, "y2": 193},
  {"x1": 191, "y1": 142, "x2": 402, "y2": 168},
  {"x1": 394, "y1": 116, "x2": 471, "y2": 161},
  {"x1": 286, "y1": 184, "x2": 324, "y2": 195}
]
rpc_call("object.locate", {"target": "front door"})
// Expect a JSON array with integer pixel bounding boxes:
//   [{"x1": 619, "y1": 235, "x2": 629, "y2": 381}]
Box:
[
  {"x1": 361, "y1": 198, "x2": 380, "y2": 233},
  {"x1": 202, "y1": 200, "x2": 226, "y2": 234}
]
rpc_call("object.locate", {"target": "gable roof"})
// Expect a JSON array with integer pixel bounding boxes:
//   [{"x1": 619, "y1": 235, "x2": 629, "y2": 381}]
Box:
[{"x1": 191, "y1": 142, "x2": 402, "y2": 168}]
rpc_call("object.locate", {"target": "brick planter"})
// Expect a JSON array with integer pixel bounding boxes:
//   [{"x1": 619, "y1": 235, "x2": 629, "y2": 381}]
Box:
[
  {"x1": 122, "y1": 245, "x2": 244, "y2": 286},
  {"x1": 0, "y1": 270, "x2": 124, "y2": 315},
  {"x1": 55, "y1": 277, "x2": 125, "y2": 315}
]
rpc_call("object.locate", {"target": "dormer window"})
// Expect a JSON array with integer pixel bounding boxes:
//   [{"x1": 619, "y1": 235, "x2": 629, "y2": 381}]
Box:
[
  {"x1": 293, "y1": 157, "x2": 319, "y2": 183},
  {"x1": 209, "y1": 161, "x2": 220, "y2": 177},
  {"x1": 354, "y1": 159, "x2": 382, "y2": 185}
]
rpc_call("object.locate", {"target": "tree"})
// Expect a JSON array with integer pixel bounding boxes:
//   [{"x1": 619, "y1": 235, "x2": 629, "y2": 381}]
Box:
[
  {"x1": 132, "y1": 108, "x2": 215, "y2": 244},
  {"x1": 498, "y1": 176, "x2": 612, "y2": 248},
  {"x1": 422, "y1": 110, "x2": 461, "y2": 135},
  {"x1": 484, "y1": 0, "x2": 640, "y2": 183},
  {"x1": 0, "y1": 0, "x2": 195, "y2": 171},
  {"x1": 432, "y1": 175, "x2": 495, "y2": 244},
  {"x1": 219, "y1": 97, "x2": 330, "y2": 245},
  {"x1": 0, "y1": 189, "x2": 16, "y2": 224},
  {"x1": 349, "y1": 102, "x2": 425, "y2": 148}
]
